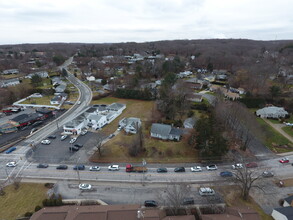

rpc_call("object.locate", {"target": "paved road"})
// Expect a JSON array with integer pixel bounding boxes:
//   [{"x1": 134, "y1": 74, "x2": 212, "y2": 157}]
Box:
[{"x1": 263, "y1": 118, "x2": 293, "y2": 143}]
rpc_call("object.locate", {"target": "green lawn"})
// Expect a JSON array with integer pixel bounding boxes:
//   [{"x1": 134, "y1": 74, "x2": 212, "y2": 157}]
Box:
[
  {"x1": 21, "y1": 95, "x2": 55, "y2": 105},
  {"x1": 282, "y1": 126, "x2": 293, "y2": 138},
  {"x1": 0, "y1": 183, "x2": 48, "y2": 220},
  {"x1": 256, "y1": 118, "x2": 293, "y2": 153}
]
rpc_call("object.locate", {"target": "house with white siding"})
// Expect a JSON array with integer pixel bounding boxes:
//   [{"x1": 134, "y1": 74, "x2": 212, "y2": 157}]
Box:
[
  {"x1": 87, "y1": 114, "x2": 107, "y2": 130},
  {"x1": 256, "y1": 106, "x2": 288, "y2": 119},
  {"x1": 119, "y1": 117, "x2": 141, "y2": 134},
  {"x1": 63, "y1": 114, "x2": 87, "y2": 135}
]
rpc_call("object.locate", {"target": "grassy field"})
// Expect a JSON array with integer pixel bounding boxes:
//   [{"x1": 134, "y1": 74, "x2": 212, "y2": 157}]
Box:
[
  {"x1": 21, "y1": 95, "x2": 55, "y2": 105},
  {"x1": 90, "y1": 97, "x2": 198, "y2": 163},
  {"x1": 256, "y1": 118, "x2": 293, "y2": 153},
  {"x1": 0, "y1": 183, "x2": 48, "y2": 220},
  {"x1": 282, "y1": 126, "x2": 293, "y2": 138}
]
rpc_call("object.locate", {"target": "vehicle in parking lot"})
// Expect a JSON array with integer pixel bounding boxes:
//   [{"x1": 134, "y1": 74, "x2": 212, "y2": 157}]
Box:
[
  {"x1": 199, "y1": 187, "x2": 215, "y2": 196},
  {"x1": 5, "y1": 147, "x2": 16, "y2": 154},
  {"x1": 74, "y1": 143, "x2": 83, "y2": 148},
  {"x1": 108, "y1": 134, "x2": 115, "y2": 139},
  {"x1": 174, "y1": 167, "x2": 185, "y2": 172},
  {"x1": 81, "y1": 130, "x2": 88, "y2": 136},
  {"x1": 246, "y1": 162, "x2": 258, "y2": 168},
  {"x1": 47, "y1": 135, "x2": 56, "y2": 139},
  {"x1": 69, "y1": 138, "x2": 77, "y2": 144},
  {"x1": 191, "y1": 166, "x2": 202, "y2": 172},
  {"x1": 262, "y1": 171, "x2": 274, "y2": 177},
  {"x1": 37, "y1": 164, "x2": 49, "y2": 168},
  {"x1": 32, "y1": 121, "x2": 43, "y2": 127},
  {"x1": 232, "y1": 163, "x2": 243, "y2": 169},
  {"x1": 279, "y1": 157, "x2": 289, "y2": 163},
  {"x1": 69, "y1": 146, "x2": 79, "y2": 151},
  {"x1": 206, "y1": 164, "x2": 217, "y2": 170},
  {"x1": 41, "y1": 139, "x2": 51, "y2": 145},
  {"x1": 108, "y1": 165, "x2": 119, "y2": 171},
  {"x1": 79, "y1": 183, "x2": 91, "y2": 190},
  {"x1": 61, "y1": 135, "x2": 68, "y2": 141},
  {"x1": 220, "y1": 171, "x2": 233, "y2": 177},
  {"x1": 89, "y1": 166, "x2": 101, "y2": 171},
  {"x1": 6, "y1": 161, "x2": 17, "y2": 167},
  {"x1": 157, "y1": 167, "x2": 168, "y2": 173},
  {"x1": 182, "y1": 197, "x2": 194, "y2": 205},
  {"x1": 73, "y1": 165, "x2": 85, "y2": 170},
  {"x1": 144, "y1": 200, "x2": 158, "y2": 207},
  {"x1": 56, "y1": 165, "x2": 68, "y2": 170}
]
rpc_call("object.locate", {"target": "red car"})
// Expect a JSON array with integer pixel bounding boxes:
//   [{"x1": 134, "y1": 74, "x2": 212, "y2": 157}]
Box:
[
  {"x1": 246, "y1": 162, "x2": 258, "y2": 168},
  {"x1": 279, "y1": 158, "x2": 289, "y2": 163}
]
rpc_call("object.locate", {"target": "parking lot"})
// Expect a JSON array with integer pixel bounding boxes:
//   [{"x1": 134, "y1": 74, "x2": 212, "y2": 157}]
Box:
[{"x1": 30, "y1": 129, "x2": 107, "y2": 164}]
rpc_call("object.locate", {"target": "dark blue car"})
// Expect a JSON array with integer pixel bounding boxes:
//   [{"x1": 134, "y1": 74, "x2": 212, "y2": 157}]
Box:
[
  {"x1": 220, "y1": 171, "x2": 233, "y2": 177},
  {"x1": 73, "y1": 165, "x2": 85, "y2": 170},
  {"x1": 5, "y1": 147, "x2": 16, "y2": 154}
]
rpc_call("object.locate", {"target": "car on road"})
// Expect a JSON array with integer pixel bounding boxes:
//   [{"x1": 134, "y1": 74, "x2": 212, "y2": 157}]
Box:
[
  {"x1": 81, "y1": 130, "x2": 88, "y2": 136},
  {"x1": 144, "y1": 200, "x2": 158, "y2": 207},
  {"x1": 41, "y1": 139, "x2": 51, "y2": 145},
  {"x1": 37, "y1": 164, "x2": 49, "y2": 168},
  {"x1": 220, "y1": 171, "x2": 233, "y2": 177},
  {"x1": 245, "y1": 162, "x2": 258, "y2": 168},
  {"x1": 206, "y1": 164, "x2": 218, "y2": 171},
  {"x1": 77, "y1": 101, "x2": 81, "y2": 105},
  {"x1": 69, "y1": 138, "x2": 77, "y2": 144},
  {"x1": 191, "y1": 166, "x2": 202, "y2": 172},
  {"x1": 108, "y1": 134, "x2": 115, "y2": 139},
  {"x1": 279, "y1": 157, "x2": 289, "y2": 163},
  {"x1": 30, "y1": 128, "x2": 38, "y2": 134},
  {"x1": 69, "y1": 146, "x2": 79, "y2": 152},
  {"x1": 182, "y1": 197, "x2": 194, "y2": 205},
  {"x1": 61, "y1": 135, "x2": 68, "y2": 141},
  {"x1": 232, "y1": 163, "x2": 243, "y2": 169},
  {"x1": 47, "y1": 135, "x2": 56, "y2": 139},
  {"x1": 74, "y1": 144, "x2": 83, "y2": 148},
  {"x1": 108, "y1": 165, "x2": 119, "y2": 171},
  {"x1": 56, "y1": 165, "x2": 68, "y2": 170},
  {"x1": 5, "y1": 147, "x2": 16, "y2": 154},
  {"x1": 174, "y1": 167, "x2": 185, "y2": 172},
  {"x1": 73, "y1": 165, "x2": 85, "y2": 170},
  {"x1": 79, "y1": 183, "x2": 91, "y2": 190},
  {"x1": 6, "y1": 161, "x2": 17, "y2": 167},
  {"x1": 157, "y1": 167, "x2": 168, "y2": 173},
  {"x1": 199, "y1": 187, "x2": 215, "y2": 196},
  {"x1": 89, "y1": 166, "x2": 101, "y2": 171},
  {"x1": 262, "y1": 171, "x2": 274, "y2": 177}
]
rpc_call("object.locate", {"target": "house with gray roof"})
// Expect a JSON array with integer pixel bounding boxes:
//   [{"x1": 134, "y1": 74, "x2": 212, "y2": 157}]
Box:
[
  {"x1": 150, "y1": 123, "x2": 182, "y2": 141},
  {"x1": 184, "y1": 118, "x2": 196, "y2": 129},
  {"x1": 256, "y1": 106, "x2": 288, "y2": 119},
  {"x1": 119, "y1": 117, "x2": 141, "y2": 134},
  {"x1": 55, "y1": 84, "x2": 67, "y2": 93},
  {"x1": 87, "y1": 114, "x2": 107, "y2": 130},
  {"x1": 0, "y1": 78, "x2": 20, "y2": 88},
  {"x1": 63, "y1": 114, "x2": 87, "y2": 135},
  {"x1": 25, "y1": 71, "x2": 49, "y2": 79},
  {"x1": 107, "y1": 103, "x2": 126, "y2": 114}
]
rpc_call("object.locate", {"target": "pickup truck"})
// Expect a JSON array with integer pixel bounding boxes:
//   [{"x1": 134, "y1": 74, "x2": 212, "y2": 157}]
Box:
[{"x1": 126, "y1": 164, "x2": 147, "y2": 173}]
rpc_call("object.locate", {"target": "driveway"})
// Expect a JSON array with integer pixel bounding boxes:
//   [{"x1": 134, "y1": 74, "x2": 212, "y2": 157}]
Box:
[{"x1": 263, "y1": 119, "x2": 293, "y2": 144}]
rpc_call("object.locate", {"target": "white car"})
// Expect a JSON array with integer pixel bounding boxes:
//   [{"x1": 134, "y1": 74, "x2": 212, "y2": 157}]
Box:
[
  {"x1": 108, "y1": 165, "x2": 119, "y2": 171},
  {"x1": 79, "y1": 183, "x2": 92, "y2": 190},
  {"x1": 232, "y1": 163, "x2": 243, "y2": 169},
  {"x1": 6, "y1": 161, "x2": 17, "y2": 167},
  {"x1": 69, "y1": 138, "x2": 77, "y2": 144},
  {"x1": 89, "y1": 166, "x2": 101, "y2": 171},
  {"x1": 191, "y1": 166, "x2": 202, "y2": 172},
  {"x1": 199, "y1": 187, "x2": 215, "y2": 196},
  {"x1": 206, "y1": 164, "x2": 217, "y2": 170},
  {"x1": 61, "y1": 135, "x2": 68, "y2": 141},
  {"x1": 41, "y1": 139, "x2": 51, "y2": 145}
]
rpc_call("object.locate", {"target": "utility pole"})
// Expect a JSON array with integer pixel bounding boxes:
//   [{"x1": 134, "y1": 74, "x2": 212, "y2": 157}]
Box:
[{"x1": 142, "y1": 159, "x2": 146, "y2": 186}]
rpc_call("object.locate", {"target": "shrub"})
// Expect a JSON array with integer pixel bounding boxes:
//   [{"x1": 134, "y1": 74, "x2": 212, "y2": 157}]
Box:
[
  {"x1": 44, "y1": 183, "x2": 54, "y2": 189},
  {"x1": 187, "y1": 110, "x2": 194, "y2": 117},
  {"x1": 24, "y1": 212, "x2": 33, "y2": 217},
  {"x1": 35, "y1": 205, "x2": 42, "y2": 212}
]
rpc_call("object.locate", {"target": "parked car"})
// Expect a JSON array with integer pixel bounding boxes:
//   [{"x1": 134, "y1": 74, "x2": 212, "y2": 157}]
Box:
[
  {"x1": 108, "y1": 134, "x2": 115, "y2": 139},
  {"x1": 89, "y1": 166, "x2": 101, "y2": 171},
  {"x1": 144, "y1": 200, "x2": 158, "y2": 207},
  {"x1": 232, "y1": 163, "x2": 243, "y2": 169},
  {"x1": 61, "y1": 135, "x2": 68, "y2": 141},
  {"x1": 174, "y1": 167, "x2": 185, "y2": 172},
  {"x1": 199, "y1": 187, "x2": 215, "y2": 196},
  {"x1": 245, "y1": 162, "x2": 258, "y2": 168},
  {"x1": 74, "y1": 143, "x2": 83, "y2": 148},
  {"x1": 56, "y1": 165, "x2": 68, "y2": 170},
  {"x1": 79, "y1": 183, "x2": 91, "y2": 190},
  {"x1": 157, "y1": 167, "x2": 168, "y2": 173},
  {"x1": 77, "y1": 101, "x2": 81, "y2": 105},
  {"x1": 69, "y1": 146, "x2": 79, "y2": 152},
  {"x1": 47, "y1": 135, "x2": 56, "y2": 139},
  {"x1": 73, "y1": 165, "x2": 85, "y2": 170},
  {"x1": 279, "y1": 157, "x2": 289, "y2": 163},
  {"x1": 81, "y1": 130, "x2": 88, "y2": 136},
  {"x1": 220, "y1": 171, "x2": 233, "y2": 177},
  {"x1": 182, "y1": 197, "x2": 194, "y2": 205},
  {"x1": 32, "y1": 121, "x2": 43, "y2": 127},
  {"x1": 41, "y1": 139, "x2": 51, "y2": 145},
  {"x1": 69, "y1": 138, "x2": 77, "y2": 144},
  {"x1": 206, "y1": 164, "x2": 218, "y2": 170},
  {"x1": 191, "y1": 166, "x2": 202, "y2": 172},
  {"x1": 108, "y1": 165, "x2": 119, "y2": 171},
  {"x1": 5, "y1": 147, "x2": 16, "y2": 154},
  {"x1": 6, "y1": 161, "x2": 17, "y2": 167},
  {"x1": 37, "y1": 164, "x2": 49, "y2": 168},
  {"x1": 262, "y1": 171, "x2": 274, "y2": 177}
]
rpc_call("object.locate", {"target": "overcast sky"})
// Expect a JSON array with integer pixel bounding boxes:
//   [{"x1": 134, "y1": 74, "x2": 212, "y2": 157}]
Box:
[{"x1": 0, "y1": 0, "x2": 292, "y2": 44}]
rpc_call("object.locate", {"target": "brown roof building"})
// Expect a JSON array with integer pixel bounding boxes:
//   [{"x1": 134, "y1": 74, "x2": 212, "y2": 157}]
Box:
[{"x1": 201, "y1": 207, "x2": 261, "y2": 220}]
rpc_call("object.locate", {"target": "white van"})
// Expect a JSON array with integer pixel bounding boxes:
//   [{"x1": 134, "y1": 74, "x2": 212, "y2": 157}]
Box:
[{"x1": 199, "y1": 187, "x2": 215, "y2": 196}]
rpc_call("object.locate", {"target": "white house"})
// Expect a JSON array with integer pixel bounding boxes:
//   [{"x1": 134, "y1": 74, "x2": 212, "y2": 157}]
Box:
[
  {"x1": 2, "y1": 69, "x2": 19, "y2": 75},
  {"x1": 86, "y1": 76, "x2": 96, "y2": 81},
  {"x1": 0, "y1": 78, "x2": 21, "y2": 87},
  {"x1": 87, "y1": 114, "x2": 107, "y2": 130},
  {"x1": 63, "y1": 114, "x2": 87, "y2": 135},
  {"x1": 25, "y1": 71, "x2": 49, "y2": 79},
  {"x1": 106, "y1": 103, "x2": 126, "y2": 115},
  {"x1": 256, "y1": 106, "x2": 288, "y2": 119},
  {"x1": 119, "y1": 117, "x2": 141, "y2": 134},
  {"x1": 184, "y1": 118, "x2": 196, "y2": 129}
]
